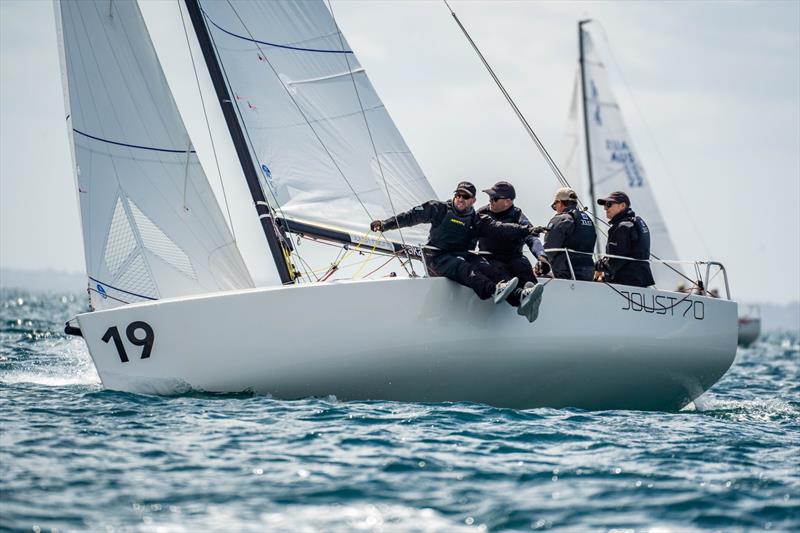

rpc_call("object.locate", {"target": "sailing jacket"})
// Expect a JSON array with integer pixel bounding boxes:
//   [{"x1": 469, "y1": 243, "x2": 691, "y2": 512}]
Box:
[
  {"x1": 543, "y1": 204, "x2": 597, "y2": 280},
  {"x1": 381, "y1": 200, "x2": 532, "y2": 253},
  {"x1": 597, "y1": 208, "x2": 655, "y2": 287},
  {"x1": 476, "y1": 204, "x2": 545, "y2": 260}
]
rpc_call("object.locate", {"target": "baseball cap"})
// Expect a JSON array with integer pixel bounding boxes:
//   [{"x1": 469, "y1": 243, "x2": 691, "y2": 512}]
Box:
[
  {"x1": 454, "y1": 181, "x2": 476, "y2": 198},
  {"x1": 550, "y1": 187, "x2": 578, "y2": 209},
  {"x1": 597, "y1": 191, "x2": 630, "y2": 206},
  {"x1": 482, "y1": 181, "x2": 516, "y2": 200}
]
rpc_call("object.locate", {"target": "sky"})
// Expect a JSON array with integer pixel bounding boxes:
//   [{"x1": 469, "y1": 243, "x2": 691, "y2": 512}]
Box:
[{"x1": 1, "y1": 0, "x2": 798, "y2": 304}]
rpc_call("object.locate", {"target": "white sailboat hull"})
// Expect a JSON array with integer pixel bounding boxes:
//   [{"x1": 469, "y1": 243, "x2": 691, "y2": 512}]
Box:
[
  {"x1": 737, "y1": 317, "x2": 761, "y2": 347},
  {"x1": 76, "y1": 278, "x2": 737, "y2": 411}
]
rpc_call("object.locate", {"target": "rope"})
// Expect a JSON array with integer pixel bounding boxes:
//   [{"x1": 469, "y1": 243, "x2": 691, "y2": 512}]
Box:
[
  {"x1": 326, "y1": 0, "x2": 417, "y2": 277},
  {"x1": 177, "y1": 1, "x2": 237, "y2": 239},
  {"x1": 442, "y1": 0, "x2": 572, "y2": 191}
]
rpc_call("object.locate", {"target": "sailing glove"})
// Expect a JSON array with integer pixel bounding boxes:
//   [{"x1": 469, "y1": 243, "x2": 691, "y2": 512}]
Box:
[
  {"x1": 535, "y1": 260, "x2": 551, "y2": 277},
  {"x1": 370, "y1": 220, "x2": 385, "y2": 232},
  {"x1": 529, "y1": 225, "x2": 547, "y2": 235}
]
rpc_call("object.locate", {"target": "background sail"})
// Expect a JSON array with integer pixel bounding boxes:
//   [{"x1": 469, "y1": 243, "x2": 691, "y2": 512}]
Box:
[
  {"x1": 58, "y1": 0, "x2": 253, "y2": 310},
  {"x1": 197, "y1": 0, "x2": 436, "y2": 243},
  {"x1": 579, "y1": 28, "x2": 682, "y2": 288}
]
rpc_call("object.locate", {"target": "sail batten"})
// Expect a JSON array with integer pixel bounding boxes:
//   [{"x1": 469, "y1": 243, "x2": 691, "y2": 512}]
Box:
[{"x1": 58, "y1": 0, "x2": 254, "y2": 310}]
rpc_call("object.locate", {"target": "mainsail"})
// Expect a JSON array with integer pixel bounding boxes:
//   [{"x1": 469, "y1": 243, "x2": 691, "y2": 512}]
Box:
[
  {"x1": 561, "y1": 25, "x2": 681, "y2": 288},
  {"x1": 56, "y1": 0, "x2": 253, "y2": 310},
  {"x1": 194, "y1": 0, "x2": 436, "y2": 243}
]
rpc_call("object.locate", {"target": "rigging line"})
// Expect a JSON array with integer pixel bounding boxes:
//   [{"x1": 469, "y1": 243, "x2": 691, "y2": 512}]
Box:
[
  {"x1": 177, "y1": 0, "x2": 237, "y2": 240},
  {"x1": 363, "y1": 254, "x2": 398, "y2": 278},
  {"x1": 219, "y1": 0, "x2": 377, "y2": 230},
  {"x1": 442, "y1": 0, "x2": 573, "y2": 193},
  {"x1": 326, "y1": 0, "x2": 416, "y2": 277},
  {"x1": 201, "y1": 9, "x2": 354, "y2": 54},
  {"x1": 593, "y1": 20, "x2": 712, "y2": 257}
]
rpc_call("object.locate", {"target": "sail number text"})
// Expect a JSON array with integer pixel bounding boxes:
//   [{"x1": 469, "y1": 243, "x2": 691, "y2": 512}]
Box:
[
  {"x1": 620, "y1": 290, "x2": 704, "y2": 320},
  {"x1": 101, "y1": 321, "x2": 155, "y2": 362}
]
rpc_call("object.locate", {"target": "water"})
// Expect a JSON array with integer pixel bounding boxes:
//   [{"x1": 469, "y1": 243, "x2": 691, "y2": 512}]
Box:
[{"x1": 1, "y1": 289, "x2": 798, "y2": 532}]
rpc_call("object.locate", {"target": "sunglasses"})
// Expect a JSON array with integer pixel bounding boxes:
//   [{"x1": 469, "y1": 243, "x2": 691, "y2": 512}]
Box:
[
  {"x1": 454, "y1": 193, "x2": 473, "y2": 200},
  {"x1": 602, "y1": 201, "x2": 617, "y2": 209},
  {"x1": 489, "y1": 196, "x2": 508, "y2": 202}
]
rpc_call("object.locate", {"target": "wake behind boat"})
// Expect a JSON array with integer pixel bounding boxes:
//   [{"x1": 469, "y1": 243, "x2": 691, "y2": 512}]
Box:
[{"x1": 56, "y1": 0, "x2": 737, "y2": 410}]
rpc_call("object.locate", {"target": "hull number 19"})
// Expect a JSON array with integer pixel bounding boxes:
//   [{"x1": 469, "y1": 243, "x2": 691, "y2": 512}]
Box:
[{"x1": 101, "y1": 321, "x2": 155, "y2": 363}]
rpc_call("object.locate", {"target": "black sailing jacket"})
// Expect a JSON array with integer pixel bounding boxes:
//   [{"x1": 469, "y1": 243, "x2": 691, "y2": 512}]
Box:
[
  {"x1": 382, "y1": 200, "x2": 531, "y2": 253},
  {"x1": 600, "y1": 208, "x2": 655, "y2": 287}
]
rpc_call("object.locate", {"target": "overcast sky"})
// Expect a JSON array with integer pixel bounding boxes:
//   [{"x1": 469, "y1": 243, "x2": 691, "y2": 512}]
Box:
[{"x1": 1, "y1": 0, "x2": 798, "y2": 304}]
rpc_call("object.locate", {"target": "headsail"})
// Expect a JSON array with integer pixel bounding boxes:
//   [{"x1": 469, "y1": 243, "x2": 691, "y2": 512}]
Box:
[
  {"x1": 56, "y1": 0, "x2": 253, "y2": 309},
  {"x1": 566, "y1": 26, "x2": 682, "y2": 288},
  {"x1": 194, "y1": 0, "x2": 436, "y2": 244}
]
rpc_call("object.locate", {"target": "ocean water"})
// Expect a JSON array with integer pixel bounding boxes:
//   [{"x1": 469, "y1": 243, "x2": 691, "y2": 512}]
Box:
[{"x1": 1, "y1": 289, "x2": 798, "y2": 532}]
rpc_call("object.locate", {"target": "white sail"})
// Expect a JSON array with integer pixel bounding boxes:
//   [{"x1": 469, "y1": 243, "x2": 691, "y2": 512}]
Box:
[
  {"x1": 196, "y1": 0, "x2": 436, "y2": 243},
  {"x1": 577, "y1": 28, "x2": 681, "y2": 288},
  {"x1": 560, "y1": 71, "x2": 586, "y2": 202},
  {"x1": 57, "y1": 0, "x2": 253, "y2": 310}
]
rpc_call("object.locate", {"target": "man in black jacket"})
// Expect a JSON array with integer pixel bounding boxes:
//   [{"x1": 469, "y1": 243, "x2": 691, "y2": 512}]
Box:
[
  {"x1": 594, "y1": 191, "x2": 655, "y2": 287},
  {"x1": 543, "y1": 187, "x2": 597, "y2": 281},
  {"x1": 477, "y1": 181, "x2": 547, "y2": 320},
  {"x1": 370, "y1": 181, "x2": 541, "y2": 318}
]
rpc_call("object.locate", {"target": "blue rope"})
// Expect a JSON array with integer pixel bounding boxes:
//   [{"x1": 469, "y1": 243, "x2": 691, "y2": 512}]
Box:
[
  {"x1": 204, "y1": 11, "x2": 353, "y2": 54},
  {"x1": 74, "y1": 128, "x2": 196, "y2": 154},
  {"x1": 89, "y1": 276, "x2": 157, "y2": 301}
]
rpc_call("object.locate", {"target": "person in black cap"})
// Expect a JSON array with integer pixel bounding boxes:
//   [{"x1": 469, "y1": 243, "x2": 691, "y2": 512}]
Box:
[
  {"x1": 543, "y1": 187, "x2": 597, "y2": 281},
  {"x1": 477, "y1": 181, "x2": 548, "y2": 320},
  {"x1": 594, "y1": 191, "x2": 655, "y2": 287},
  {"x1": 370, "y1": 181, "x2": 542, "y2": 317}
]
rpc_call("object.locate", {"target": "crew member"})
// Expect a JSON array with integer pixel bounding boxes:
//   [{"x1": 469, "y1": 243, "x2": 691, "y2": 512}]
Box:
[
  {"x1": 370, "y1": 181, "x2": 540, "y2": 316},
  {"x1": 477, "y1": 181, "x2": 547, "y2": 319},
  {"x1": 543, "y1": 187, "x2": 596, "y2": 281},
  {"x1": 594, "y1": 191, "x2": 655, "y2": 287}
]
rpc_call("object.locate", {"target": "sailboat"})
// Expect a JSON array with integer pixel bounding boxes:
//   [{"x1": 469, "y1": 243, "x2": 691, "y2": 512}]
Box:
[
  {"x1": 57, "y1": 0, "x2": 737, "y2": 410},
  {"x1": 738, "y1": 305, "x2": 761, "y2": 346}
]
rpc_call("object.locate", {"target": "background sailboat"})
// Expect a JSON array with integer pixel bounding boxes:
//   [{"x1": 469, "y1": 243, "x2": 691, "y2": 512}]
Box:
[{"x1": 561, "y1": 20, "x2": 683, "y2": 289}]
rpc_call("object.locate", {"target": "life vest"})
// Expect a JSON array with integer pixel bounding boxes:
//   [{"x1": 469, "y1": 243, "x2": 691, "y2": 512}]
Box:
[
  {"x1": 427, "y1": 201, "x2": 477, "y2": 252},
  {"x1": 563, "y1": 206, "x2": 596, "y2": 270},
  {"x1": 477, "y1": 205, "x2": 524, "y2": 257}
]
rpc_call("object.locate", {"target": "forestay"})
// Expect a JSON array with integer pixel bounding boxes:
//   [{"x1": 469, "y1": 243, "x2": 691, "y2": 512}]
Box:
[
  {"x1": 562, "y1": 27, "x2": 681, "y2": 288},
  {"x1": 57, "y1": 0, "x2": 253, "y2": 310},
  {"x1": 197, "y1": 0, "x2": 436, "y2": 244}
]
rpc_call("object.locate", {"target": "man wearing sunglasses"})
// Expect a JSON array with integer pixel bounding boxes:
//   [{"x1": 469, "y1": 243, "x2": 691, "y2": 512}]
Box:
[
  {"x1": 476, "y1": 181, "x2": 548, "y2": 319},
  {"x1": 594, "y1": 191, "x2": 655, "y2": 287},
  {"x1": 370, "y1": 181, "x2": 541, "y2": 317},
  {"x1": 543, "y1": 187, "x2": 597, "y2": 281}
]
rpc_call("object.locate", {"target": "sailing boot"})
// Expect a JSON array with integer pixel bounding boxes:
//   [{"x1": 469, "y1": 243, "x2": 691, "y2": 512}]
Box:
[
  {"x1": 518, "y1": 282, "x2": 544, "y2": 322},
  {"x1": 492, "y1": 277, "x2": 519, "y2": 304}
]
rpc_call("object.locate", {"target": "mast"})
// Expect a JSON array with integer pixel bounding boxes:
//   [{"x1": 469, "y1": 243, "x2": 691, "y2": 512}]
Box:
[
  {"x1": 183, "y1": 0, "x2": 294, "y2": 284},
  {"x1": 578, "y1": 19, "x2": 602, "y2": 254}
]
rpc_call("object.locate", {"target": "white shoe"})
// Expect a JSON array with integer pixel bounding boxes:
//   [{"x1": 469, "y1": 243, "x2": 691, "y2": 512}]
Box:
[
  {"x1": 518, "y1": 283, "x2": 544, "y2": 322},
  {"x1": 492, "y1": 277, "x2": 519, "y2": 304}
]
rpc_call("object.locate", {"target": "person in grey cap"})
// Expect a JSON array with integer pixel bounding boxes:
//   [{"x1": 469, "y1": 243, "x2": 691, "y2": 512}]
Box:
[
  {"x1": 370, "y1": 181, "x2": 541, "y2": 315},
  {"x1": 594, "y1": 191, "x2": 655, "y2": 287},
  {"x1": 477, "y1": 181, "x2": 548, "y2": 321},
  {"x1": 542, "y1": 187, "x2": 596, "y2": 281}
]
